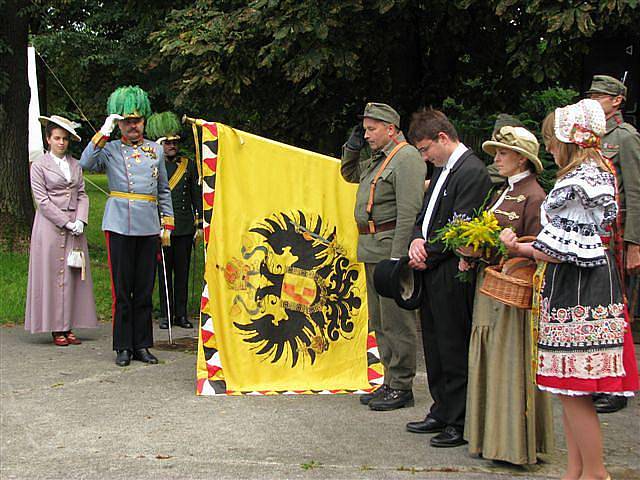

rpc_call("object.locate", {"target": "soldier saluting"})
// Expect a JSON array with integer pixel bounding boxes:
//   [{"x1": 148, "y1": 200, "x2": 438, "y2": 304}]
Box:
[
  {"x1": 80, "y1": 86, "x2": 174, "y2": 367},
  {"x1": 341, "y1": 103, "x2": 426, "y2": 411}
]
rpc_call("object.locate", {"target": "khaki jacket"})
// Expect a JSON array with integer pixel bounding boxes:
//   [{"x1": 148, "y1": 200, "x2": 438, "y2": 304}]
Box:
[
  {"x1": 341, "y1": 133, "x2": 426, "y2": 262},
  {"x1": 602, "y1": 112, "x2": 640, "y2": 245}
]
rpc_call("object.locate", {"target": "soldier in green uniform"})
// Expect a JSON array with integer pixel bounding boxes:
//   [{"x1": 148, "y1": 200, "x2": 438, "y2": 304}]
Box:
[
  {"x1": 587, "y1": 75, "x2": 640, "y2": 413},
  {"x1": 341, "y1": 103, "x2": 426, "y2": 410},
  {"x1": 146, "y1": 112, "x2": 202, "y2": 330}
]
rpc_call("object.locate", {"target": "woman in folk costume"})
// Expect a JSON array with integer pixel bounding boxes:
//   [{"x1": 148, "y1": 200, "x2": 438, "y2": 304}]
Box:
[
  {"x1": 25, "y1": 115, "x2": 98, "y2": 345},
  {"x1": 461, "y1": 125, "x2": 554, "y2": 465},
  {"x1": 502, "y1": 99, "x2": 639, "y2": 480}
]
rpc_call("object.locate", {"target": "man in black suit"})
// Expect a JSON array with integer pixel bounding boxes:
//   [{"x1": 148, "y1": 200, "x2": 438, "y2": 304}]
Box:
[{"x1": 406, "y1": 109, "x2": 492, "y2": 448}]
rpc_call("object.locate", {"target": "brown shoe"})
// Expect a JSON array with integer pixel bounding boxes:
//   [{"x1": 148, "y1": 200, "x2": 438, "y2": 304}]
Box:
[
  {"x1": 52, "y1": 332, "x2": 69, "y2": 347},
  {"x1": 64, "y1": 331, "x2": 82, "y2": 345}
]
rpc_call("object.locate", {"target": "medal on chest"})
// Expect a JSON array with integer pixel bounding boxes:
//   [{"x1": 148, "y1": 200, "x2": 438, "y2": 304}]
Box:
[
  {"x1": 141, "y1": 145, "x2": 157, "y2": 159},
  {"x1": 131, "y1": 149, "x2": 142, "y2": 164}
]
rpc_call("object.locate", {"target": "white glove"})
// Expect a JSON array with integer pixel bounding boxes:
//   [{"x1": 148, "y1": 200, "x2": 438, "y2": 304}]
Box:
[
  {"x1": 99, "y1": 113, "x2": 124, "y2": 136},
  {"x1": 65, "y1": 222, "x2": 75, "y2": 231},
  {"x1": 71, "y1": 220, "x2": 84, "y2": 236},
  {"x1": 160, "y1": 228, "x2": 172, "y2": 247}
]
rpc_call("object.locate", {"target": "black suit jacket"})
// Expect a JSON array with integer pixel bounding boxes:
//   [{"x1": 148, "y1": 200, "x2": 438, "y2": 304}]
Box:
[{"x1": 413, "y1": 149, "x2": 493, "y2": 269}]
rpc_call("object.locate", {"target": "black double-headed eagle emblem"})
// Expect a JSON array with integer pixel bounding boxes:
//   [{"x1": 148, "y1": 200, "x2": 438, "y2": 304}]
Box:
[{"x1": 223, "y1": 211, "x2": 362, "y2": 367}]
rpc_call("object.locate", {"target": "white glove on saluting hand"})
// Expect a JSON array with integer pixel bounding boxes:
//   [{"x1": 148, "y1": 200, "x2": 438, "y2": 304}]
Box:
[
  {"x1": 160, "y1": 228, "x2": 172, "y2": 247},
  {"x1": 99, "y1": 113, "x2": 124, "y2": 137}
]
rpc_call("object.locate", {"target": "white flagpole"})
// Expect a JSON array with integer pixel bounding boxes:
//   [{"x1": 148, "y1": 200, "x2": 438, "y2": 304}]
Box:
[{"x1": 28, "y1": 46, "x2": 44, "y2": 163}]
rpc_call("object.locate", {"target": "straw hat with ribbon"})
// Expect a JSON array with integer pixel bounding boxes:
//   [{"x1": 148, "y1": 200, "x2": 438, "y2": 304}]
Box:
[
  {"x1": 38, "y1": 115, "x2": 82, "y2": 142},
  {"x1": 482, "y1": 126, "x2": 543, "y2": 174}
]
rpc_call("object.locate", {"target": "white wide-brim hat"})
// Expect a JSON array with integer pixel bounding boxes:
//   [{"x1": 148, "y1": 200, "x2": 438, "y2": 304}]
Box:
[{"x1": 38, "y1": 115, "x2": 81, "y2": 142}]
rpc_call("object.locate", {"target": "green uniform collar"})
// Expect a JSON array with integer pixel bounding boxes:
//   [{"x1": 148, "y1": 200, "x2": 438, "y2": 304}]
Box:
[
  {"x1": 605, "y1": 111, "x2": 624, "y2": 134},
  {"x1": 377, "y1": 132, "x2": 407, "y2": 159}
]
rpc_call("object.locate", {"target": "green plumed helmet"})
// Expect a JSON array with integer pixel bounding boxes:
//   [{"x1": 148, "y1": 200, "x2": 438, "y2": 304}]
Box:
[
  {"x1": 146, "y1": 112, "x2": 182, "y2": 142},
  {"x1": 106, "y1": 85, "x2": 152, "y2": 119}
]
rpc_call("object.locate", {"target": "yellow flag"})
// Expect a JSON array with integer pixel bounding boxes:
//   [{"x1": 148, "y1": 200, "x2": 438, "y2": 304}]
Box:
[{"x1": 197, "y1": 123, "x2": 374, "y2": 394}]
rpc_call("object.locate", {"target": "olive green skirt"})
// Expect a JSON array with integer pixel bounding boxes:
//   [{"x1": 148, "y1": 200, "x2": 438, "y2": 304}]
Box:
[{"x1": 464, "y1": 269, "x2": 555, "y2": 465}]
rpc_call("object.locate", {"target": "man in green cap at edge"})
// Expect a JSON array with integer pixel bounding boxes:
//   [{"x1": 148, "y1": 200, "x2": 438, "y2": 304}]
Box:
[
  {"x1": 341, "y1": 102, "x2": 426, "y2": 411},
  {"x1": 587, "y1": 74, "x2": 640, "y2": 414}
]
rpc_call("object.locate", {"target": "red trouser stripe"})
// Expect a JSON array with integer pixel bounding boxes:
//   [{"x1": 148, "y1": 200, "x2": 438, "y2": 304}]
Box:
[{"x1": 104, "y1": 231, "x2": 116, "y2": 328}]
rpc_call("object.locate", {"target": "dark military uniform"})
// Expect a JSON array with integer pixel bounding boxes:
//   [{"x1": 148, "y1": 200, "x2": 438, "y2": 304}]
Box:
[{"x1": 158, "y1": 156, "x2": 202, "y2": 324}]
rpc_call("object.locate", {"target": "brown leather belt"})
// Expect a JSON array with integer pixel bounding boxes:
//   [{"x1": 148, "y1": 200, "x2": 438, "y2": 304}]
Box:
[{"x1": 358, "y1": 220, "x2": 396, "y2": 234}]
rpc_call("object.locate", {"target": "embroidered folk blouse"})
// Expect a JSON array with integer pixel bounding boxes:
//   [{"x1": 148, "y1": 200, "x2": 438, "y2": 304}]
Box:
[{"x1": 533, "y1": 160, "x2": 618, "y2": 267}]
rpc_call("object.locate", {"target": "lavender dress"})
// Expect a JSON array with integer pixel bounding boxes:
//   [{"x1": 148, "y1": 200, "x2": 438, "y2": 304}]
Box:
[{"x1": 25, "y1": 153, "x2": 98, "y2": 333}]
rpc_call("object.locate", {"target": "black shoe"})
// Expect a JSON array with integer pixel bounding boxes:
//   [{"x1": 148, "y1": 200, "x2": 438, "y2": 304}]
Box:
[
  {"x1": 159, "y1": 317, "x2": 169, "y2": 329},
  {"x1": 430, "y1": 426, "x2": 467, "y2": 448},
  {"x1": 368, "y1": 388, "x2": 414, "y2": 411},
  {"x1": 406, "y1": 416, "x2": 446, "y2": 434},
  {"x1": 115, "y1": 350, "x2": 132, "y2": 367},
  {"x1": 594, "y1": 394, "x2": 628, "y2": 414},
  {"x1": 173, "y1": 316, "x2": 193, "y2": 329},
  {"x1": 359, "y1": 385, "x2": 388, "y2": 405},
  {"x1": 132, "y1": 348, "x2": 159, "y2": 364}
]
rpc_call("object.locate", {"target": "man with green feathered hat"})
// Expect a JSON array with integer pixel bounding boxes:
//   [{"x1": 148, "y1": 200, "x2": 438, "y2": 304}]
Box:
[
  {"x1": 146, "y1": 111, "x2": 202, "y2": 330},
  {"x1": 80, "y1": 85, "x2": 174, "y2": 367}
]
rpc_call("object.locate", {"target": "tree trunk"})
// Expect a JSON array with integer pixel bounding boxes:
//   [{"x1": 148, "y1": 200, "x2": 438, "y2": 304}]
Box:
[{"x1": 0, "y1": 1, "x2": 34, "y2": 250}]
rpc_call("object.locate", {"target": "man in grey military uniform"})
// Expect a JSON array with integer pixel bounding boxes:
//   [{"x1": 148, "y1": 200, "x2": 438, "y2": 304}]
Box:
[
  {"x1": 341, "y1": 102, "x2": 426, "y2": 410},
  {"x1": 80, "y1": 86, "x2": 174, "y2": 367},
  {"x1": 587, "y1": 74, "x2": 640, "y2": 413}
]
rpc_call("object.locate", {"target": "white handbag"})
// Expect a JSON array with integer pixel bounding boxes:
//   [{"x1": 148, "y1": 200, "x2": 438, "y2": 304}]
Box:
[{"x1": 67, "y1": 237, "x2": 86, "y2": 280}]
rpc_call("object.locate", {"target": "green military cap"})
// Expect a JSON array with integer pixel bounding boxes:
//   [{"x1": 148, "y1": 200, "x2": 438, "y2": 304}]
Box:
[
  {"x1": 586, "y1": 75, "x2": 627, "y2": 99},
  {"x1": 491, "y1": 113, "x2": 524, "y2": 139},
  {"x1": 360, "y1": 102, "x2": 400, "y2": 128}
]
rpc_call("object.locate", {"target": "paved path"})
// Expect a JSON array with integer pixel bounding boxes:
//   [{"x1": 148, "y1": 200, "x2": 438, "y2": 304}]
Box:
[{"x1": 1, "y1": 323, "x2": 638, "y2": 479}]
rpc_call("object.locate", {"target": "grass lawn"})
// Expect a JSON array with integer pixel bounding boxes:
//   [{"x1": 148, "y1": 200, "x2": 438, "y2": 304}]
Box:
[{"x1": 0, "y1": 173, "x2": 205, "y2": 325}]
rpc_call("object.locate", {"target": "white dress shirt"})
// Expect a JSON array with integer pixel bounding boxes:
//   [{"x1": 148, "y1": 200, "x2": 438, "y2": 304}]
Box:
[
  {"x1": 421, "y1": 143, "x2": 468, "y2": 238},
  {"x1": 489, "y1": 170, "x2": 531, "y2": 212},
  {"x1": 51, "y1": 152, "x2": 71, "y2": 182}
]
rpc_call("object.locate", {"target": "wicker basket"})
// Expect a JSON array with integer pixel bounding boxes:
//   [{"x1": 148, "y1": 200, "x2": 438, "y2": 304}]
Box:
[{"x1": 479, "y1": 236, "x2": 537, "y2": 310}]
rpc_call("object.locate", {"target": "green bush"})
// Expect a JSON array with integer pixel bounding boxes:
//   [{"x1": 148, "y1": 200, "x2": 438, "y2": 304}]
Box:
[{"x1": 443, "y1": 86, "x2": 579, "y2": 192}]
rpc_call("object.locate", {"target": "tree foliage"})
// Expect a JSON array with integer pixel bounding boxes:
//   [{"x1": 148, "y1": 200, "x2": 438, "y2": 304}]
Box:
[{"x1": 28, "y1": 0, "x2": 639, "y2": 155}]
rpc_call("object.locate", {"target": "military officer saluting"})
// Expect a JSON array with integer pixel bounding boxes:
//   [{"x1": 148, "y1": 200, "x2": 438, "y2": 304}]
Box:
[
  {"x1": 587, "y1": 74, "x2": 640, "y2": 413},
  {"x1": 341, "y1": 102, "x2": 426, "y2": 410},
  {"x1": 80, "y1": 86, "x2": 174, "y2": 367},
  {"x1": 146, "y1": 112, "x2": 202, "y2": 330}
]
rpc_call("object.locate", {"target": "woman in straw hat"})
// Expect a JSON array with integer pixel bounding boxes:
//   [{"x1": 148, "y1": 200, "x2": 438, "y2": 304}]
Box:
[
  {"x1": 25, "y1": 116, "x2": 98, "y2": 346},
  {"x1": 502, "y1": 99, "x2": 639, "y2": 480},
  {"x1": 460, "y1": 125, "x2": 554, "y2": 465}
]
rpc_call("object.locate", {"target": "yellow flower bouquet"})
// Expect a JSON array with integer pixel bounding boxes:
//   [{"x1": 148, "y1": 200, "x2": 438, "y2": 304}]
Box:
[{"x1": 431, "y1": 210, "x2": 506, "y2": 280}]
